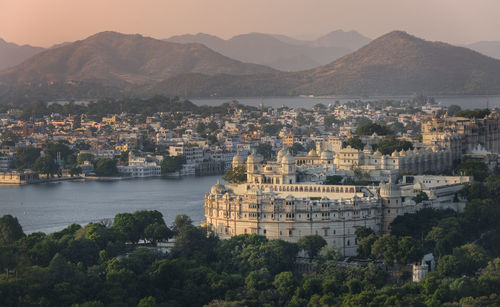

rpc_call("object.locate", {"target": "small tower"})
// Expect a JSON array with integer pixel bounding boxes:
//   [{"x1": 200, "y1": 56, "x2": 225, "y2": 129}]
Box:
[
  {"x1": 281, "y1": 151, "x2": 296, "y2": 184},
  {"x1": 232, "y1": 151, "x2": 245, "y2": 168},
  {"x1": 379, "y1": 176, "x2": 403, "y2": 233}
]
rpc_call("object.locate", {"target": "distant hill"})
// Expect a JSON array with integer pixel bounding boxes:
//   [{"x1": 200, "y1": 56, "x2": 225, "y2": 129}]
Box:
[
  {"x1": 312, "y1": 30, "x2": 372, "y2": 50},
  {"x1": 295, "y1": 31, "x2": 500, "y2": 96},
  {"x1": 0, "y1": 38, "x2": 44, "y2": 71},
  {"x1": 152, "y1": 31, "x2": 500, "y2": 97},
  {"x1": 0, "y1": 31, "x2": 276, "y2": 86},
  {"x1": 466, "y1": 41, "x2": 500, "y2": 60},
  {"x1": 165, "y1": 30, "x2": 370, "y2": 71},
  {"x1": 3, "y1": 30, "x2": 500, "y2": 102}
]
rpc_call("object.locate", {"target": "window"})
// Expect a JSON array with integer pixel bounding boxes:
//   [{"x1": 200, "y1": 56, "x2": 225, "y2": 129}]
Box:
[{"x1": 263, "y1": 229, "x2": 266, "y2": 234}]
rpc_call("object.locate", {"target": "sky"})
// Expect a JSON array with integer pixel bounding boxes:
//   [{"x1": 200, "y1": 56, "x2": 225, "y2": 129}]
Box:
[{"x1": 1, "y1": 0, "x2": 500, "y2": 47}]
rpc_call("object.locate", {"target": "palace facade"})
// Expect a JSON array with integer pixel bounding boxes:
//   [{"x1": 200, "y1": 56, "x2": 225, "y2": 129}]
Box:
[
  {"x1": 204, "y1": 150, "x2": 470, "y2": 256},
  {"x1": 422, "y1": 115, "x2": 500, "y2": 155}
]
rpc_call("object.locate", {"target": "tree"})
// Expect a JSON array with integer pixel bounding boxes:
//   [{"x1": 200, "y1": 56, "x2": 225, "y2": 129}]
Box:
[
  {"x1": 355, "y1": 227, "x2": 377, "y2": 258},
  {"x1": 323, "y1": 115, "x2": 336, "y2": 128},
  {"x1": 94, "y1": 159, "x2": 118, "y2": 177},
  {"x1": 343, "y1": 137, "x2": 365, "y2": 150},
  {"x1": 451, "y1": 244, "x2": 489, "y2": 276},
  {"x1": 144, "y1": 223, "x2": 172, "y2": 244},
  {"x1": 447, "y1": 105, "x2": 462, "y2": 116},
  {"x1": 355, "y1": 122, "x2": 392, "y2": 136},
  {"x1": 161, "y1": 155, "x2": 186, "y2": 174},
  {"x1": 0, "y1": 215, "x2": 25, "y2": 245},
  {"x1": 138, "y1": 296, "x2": 157, "y2": 307},
  {"x1": 324, "y1": 175, "x2": 343, "y2": 185},
  {"x1": 273, "y1": 271, "x2": 296, "y2": 301},
  {"x1": 289, "y1": 143, "x2": 306, "y2": 155},
  {"x1": 371, "y1": 234, "x2": 399, "y2": 267},
  {"x1": 375, "y1": 136, "x2": 413, "y2": 155},
  {"x1": 355, "y1": 227, "x2": 375, "y2": 239},
  {"x1": 437, "y1": 254, "x2": 460, "y2": 277},
  {"x1": 46, "y1": 142, "x2": 74, "y2": 166},
  {"x1": 298, "y1": 235, "x2": 327, "y2": 258},
  {"x1": 77, "y1": 153, "x2": 94, "y2": 164},
  {"x1": 113, "y1": 213, "x2": 140, "y2": 243},
  {"x1": 358, "y1": 234, "x2": 377, "y2": 258},
  {"x1": 412, "y1": 191, "x2": 429, "y2": 204},
  {"x1": 223, "y1": 166, "x2": 247, "y2": 183},
  {"x1": 256, "y1": 143, "x2": 274, "y2": 160},
  {"x1": 33, "y1": 156, "x2": 59, "y2": 177},
  {"x1": 396, "y1": 236, "x2": 423, "y2": 265},
  {"x1": 173, "y1": 214, "x2": 193, "y2": 235},
  {"x1": 455, "y1": 109, "x2": 490, "y2": 119},
  {"x1": 456, "y1": 159, "x2": 489, "y2": 181},
  {"x1": 13, "y1": 146, "x2": 41, "y2": 170},
  {"x1": 69, "y1": 166, "x2": 82, "y2": 177}
]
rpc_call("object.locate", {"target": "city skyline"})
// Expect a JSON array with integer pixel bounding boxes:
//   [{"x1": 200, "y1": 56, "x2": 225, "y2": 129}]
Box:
[{"x1": 1, "y1": 0, "x2": 500, "y2": 47}]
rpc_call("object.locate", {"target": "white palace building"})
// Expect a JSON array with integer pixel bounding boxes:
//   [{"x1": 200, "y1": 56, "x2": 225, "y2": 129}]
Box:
[{"x1": 203, "y1": 148, "x2": 471, "y2": 256}]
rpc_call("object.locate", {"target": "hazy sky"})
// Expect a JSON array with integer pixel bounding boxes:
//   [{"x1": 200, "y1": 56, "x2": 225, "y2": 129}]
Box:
[{"x1": 1, "y1": 0, "x2": 499, "y2": 47}]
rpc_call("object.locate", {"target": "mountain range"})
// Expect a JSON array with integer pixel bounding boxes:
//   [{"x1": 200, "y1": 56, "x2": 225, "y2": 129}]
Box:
[
  {"x1": 165, "y1": 30, "x2": 371, "y2": 71},
  {"x1": 0, "y1": 31, "x2": 275, "y2": 86},
  {"x1": 2, "y1": 30, "x2": 500, "y2": 103},
  {"x1": 149, "y1": 31, "x2": 500, "y2": 97},
  {"x1": 0, "y1": 38, "x2": 44, "y2": 71}
]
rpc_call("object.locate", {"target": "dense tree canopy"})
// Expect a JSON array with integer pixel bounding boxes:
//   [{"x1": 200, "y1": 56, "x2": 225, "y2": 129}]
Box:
[
  {"x1": 223, "y1": 166, "x2": 247, "y2": 183},
  {"x1": 160, "y1": 155, "x2": 186, "y2": 174},
  {"x1": 94, "y1": 159, "x2": 118, "y2": 177},
  {"x1": 355, "y1": 122, "x2": 393, "y2": 136}
]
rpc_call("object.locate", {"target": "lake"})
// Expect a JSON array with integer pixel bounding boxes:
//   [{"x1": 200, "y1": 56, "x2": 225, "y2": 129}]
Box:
[
  {"x1": 0, "y1": 176, "x2": 220, "y2": 234},
  {"x1": 191, "y1": 95, "x2": 500, "y2": 110}
]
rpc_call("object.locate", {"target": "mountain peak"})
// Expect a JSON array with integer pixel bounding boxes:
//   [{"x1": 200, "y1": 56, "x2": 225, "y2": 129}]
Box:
[
  {"x1": 0, "y1": 31, "x2": 275, "y2": 85},
  {"x1": 375, "y1": 30, "x2": 420, "y2": 42}
]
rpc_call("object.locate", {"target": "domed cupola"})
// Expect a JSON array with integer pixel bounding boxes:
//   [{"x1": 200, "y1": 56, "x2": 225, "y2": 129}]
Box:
[
  {"x1": 232, "y1": 151, "x2": 246, "y2": 167},
  {"x1": 320, "y1": 150, "x2": 333, "y2": 160},
  {"x1": 379, "y1": 180, "x2": 401, "y2": 198},
  {"x1": 211, "y1": 179, "x2": 226, "y2": 194},
  {"x1": 247, "y1": 150, "x2": 263, "y2": 164},
  {"x1": 282, "y1": 151, "x2": 295, "y2": 164}
]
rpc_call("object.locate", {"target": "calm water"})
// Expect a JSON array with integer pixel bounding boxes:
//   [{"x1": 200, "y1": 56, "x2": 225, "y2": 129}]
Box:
[
  {"x1": 191, "y1": 95, "x2": 500, "y2": 110},
  {"x1": 0, "y1": 176, "x2": 220, "y2": 234}
]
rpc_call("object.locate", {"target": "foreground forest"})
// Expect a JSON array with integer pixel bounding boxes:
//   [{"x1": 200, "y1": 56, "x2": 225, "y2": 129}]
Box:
[{"x1": 1, "y1": 165, "x2": 500, "y2": 306}]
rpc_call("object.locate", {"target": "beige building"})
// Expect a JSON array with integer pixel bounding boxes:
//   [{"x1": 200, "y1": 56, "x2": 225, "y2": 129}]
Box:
[
  {"x1": 204, "y1": 148, "x2": 471, "y2": 256},
  {"x1": 0, "y1": 171, "x2": 39, "y2": 185},
  {"x1": 422, "y1": 115, "x2": 500, "y2": 155}
]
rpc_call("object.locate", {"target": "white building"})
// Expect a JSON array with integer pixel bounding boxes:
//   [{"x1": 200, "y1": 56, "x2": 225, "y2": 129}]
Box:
[{"x1": 117, "y1": 152, "x2": 161, "y2": 178}]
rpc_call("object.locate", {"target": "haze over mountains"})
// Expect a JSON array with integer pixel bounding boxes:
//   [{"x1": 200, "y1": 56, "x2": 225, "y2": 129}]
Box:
[
  {"x1": 0, "y1": 38, "x2": 44, "y2": 71},
  {"x1": 165, "y1": 30, "x2": 371, "y2": 71},
  {"x1": 149, "y1": 31, "x2": 500, "y2": 97},
  {"x1": 2, "y1": 30, "x2": 500, "y2": 103},
  {"x1": 0, "y1": 31, "x2": 275, "y2": 86}
]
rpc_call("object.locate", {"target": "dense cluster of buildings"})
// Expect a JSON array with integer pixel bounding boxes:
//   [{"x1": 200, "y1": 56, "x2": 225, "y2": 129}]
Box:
[{"x1": 203, "y1": 108, "x2": 500, "y2": 256}]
